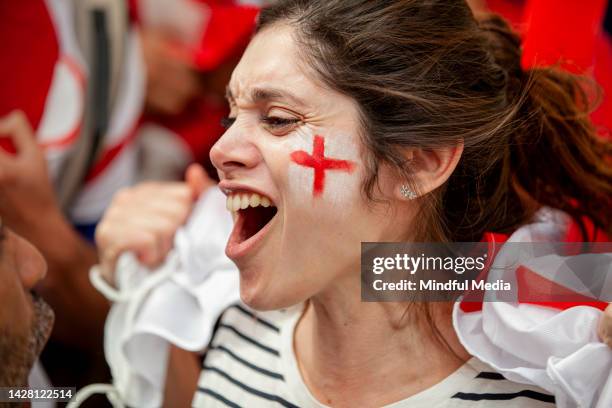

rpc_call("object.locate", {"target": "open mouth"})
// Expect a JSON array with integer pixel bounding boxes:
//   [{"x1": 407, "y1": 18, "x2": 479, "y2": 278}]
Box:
[{"x1": 226, "y1": 191, "x2": 278, "y2": 258}]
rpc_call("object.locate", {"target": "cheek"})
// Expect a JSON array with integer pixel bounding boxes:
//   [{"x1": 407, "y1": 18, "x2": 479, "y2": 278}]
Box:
[{"x1": 283, "y1": 130, "x2": 363, "y2": 210}]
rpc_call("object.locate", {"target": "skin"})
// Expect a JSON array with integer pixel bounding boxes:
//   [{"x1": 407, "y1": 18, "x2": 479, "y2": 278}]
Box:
[
  {"x1": 95, "y1": 163, "x2": 212, "y2": 284},
  {"x1": 599, "y1": 305, "x2": 612, "y2": 348},
  {"x1": 0, "y1": 219, "x2": 54, "y2": 387},
  {"x1": 0, "y1": 111, "x2": 103, "y2": 348},
  {"x1": 212, "y1": 24, "x2": 462, "y2": 312},
  {"x1": 210, "y1": 24, "x2": 467, "y2": 407}
]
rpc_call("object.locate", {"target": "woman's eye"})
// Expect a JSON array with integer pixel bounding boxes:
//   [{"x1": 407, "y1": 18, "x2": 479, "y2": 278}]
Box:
[
  {"x1": 220, "y1": 117, "x2": 236, "y2": 129},
  {"x1": 261, "y1": 116, "x2": 300, "y2": 134}
]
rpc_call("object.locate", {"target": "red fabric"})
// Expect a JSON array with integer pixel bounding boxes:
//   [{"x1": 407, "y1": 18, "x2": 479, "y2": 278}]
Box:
[
  {"x1": 459, "y1": 232, "x2": 509, "y2": 312},
  {"x1": 520, "y1": 0, "x2": 607, "y2": 71},
  {"x1": 459, "y1": 218, "x2": 610, "y2": 313},
  {"x1": 191, "y1": 2, "x2": 259, "y2": 71},
  {"x1": 516, "y1": 265, "x2": 609, "y2": 311},
  {"x1": 565, "y1": 216, "x2": 610, "y2": 242},
  {"x1": 487, "y1": 0, "x2": 612, "y2": 138},
  {"x1": 482, "y1": 0, "x2": 525, "y2": 30},
  {"x1": 591, "y1": 32, "x2": 612, "y2": 138},
  {"x1": 0, "y1": 0, "x2": 59, "y2": 153},
  {"x1": 128, "y1": 0, "x2": 141, "y2": 24}
]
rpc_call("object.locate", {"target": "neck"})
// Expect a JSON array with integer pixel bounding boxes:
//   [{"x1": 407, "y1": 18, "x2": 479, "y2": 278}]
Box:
[{"x1": 293, "y1": 278, "x2": 470, "y2": 408}]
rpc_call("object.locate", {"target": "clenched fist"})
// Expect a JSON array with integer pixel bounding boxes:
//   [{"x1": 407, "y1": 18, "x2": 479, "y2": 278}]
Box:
[{"x1": 95, "y1": 164, "x2": 213, "y2": 285}]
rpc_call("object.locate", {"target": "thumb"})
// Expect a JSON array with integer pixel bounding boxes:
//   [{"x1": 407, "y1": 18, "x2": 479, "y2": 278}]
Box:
[
  {"x1": 185, "y1": 163, "x2": 214, "y2": 199},
  {"x1": 0, "y1": 110, "x2": 37, "y2": 155}
]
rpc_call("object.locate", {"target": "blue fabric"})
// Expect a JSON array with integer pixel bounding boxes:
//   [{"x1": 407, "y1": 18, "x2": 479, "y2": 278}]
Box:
[{"x1": 74, "y1": 222, "x2": 98, "y2": 244}]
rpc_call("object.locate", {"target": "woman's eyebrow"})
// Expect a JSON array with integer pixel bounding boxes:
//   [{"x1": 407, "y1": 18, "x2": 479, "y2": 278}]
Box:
[
  {"x1": 226, "y1": 85, "x2": 307, "y2": 107},
  {"x1": 250, "y1": 87, "x2": 307, "y2": 107}
]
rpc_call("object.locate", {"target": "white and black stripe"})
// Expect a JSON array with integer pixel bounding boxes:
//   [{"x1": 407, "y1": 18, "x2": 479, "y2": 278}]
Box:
[
  {"x1": 193, "y1": 303, "x2": 557, "y2": 407},
  {"x1": 452, "y1": 390, "x2": 555, "y2": 404}
]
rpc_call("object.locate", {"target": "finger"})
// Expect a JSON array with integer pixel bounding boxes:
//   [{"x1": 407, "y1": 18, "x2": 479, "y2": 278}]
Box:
[
  {"x1": 101, "y1": 227, "x2": 160, "y2": 270},
  {"x1": 100, "y1": 198, "x2": 189, "y2": 247},
  {"x1": 135, "y1": 197, "x2": 193, "y2": 225},
  {"x1": 129, "y1": 184, "x2": 194, "y2": 225},
  {"x1": 597, "y1": 305, "x2": 612, "y2": 347},
  {"x1": 133, "y1": 182, "x2": 193, "y2": 204},
  {"x1": 186, "y1": 163, "x2": 214, "y2": 198},
  {"x1": 0, "y1": 110, "x2": 36, "y2": 155},
  {"x1": 0, "y1": 149, "x2": 16, "y2": 182},
  {"x1": 97, "y1": 215, "x2": 167, "y2": 258},
  {"x1": 111, "y1": 214, "x2": 179, "y2": 255},
  {"x1": 112, "y1": 184, "x2": 192, "y2": 219}
]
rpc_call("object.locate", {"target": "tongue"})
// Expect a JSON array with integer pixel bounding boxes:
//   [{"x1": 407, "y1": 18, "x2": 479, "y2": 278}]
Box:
[{"x1": 240, "y1": 206, "x2": 277, "y2": 241}]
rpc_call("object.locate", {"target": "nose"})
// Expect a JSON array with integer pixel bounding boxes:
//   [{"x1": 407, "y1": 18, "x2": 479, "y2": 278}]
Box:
[
  {"x1": 210, "y1": 128, "x2": 263, "y2": 176},
  {"x1": 13, "y1": 231, "x2": 47, "y2": 290}
]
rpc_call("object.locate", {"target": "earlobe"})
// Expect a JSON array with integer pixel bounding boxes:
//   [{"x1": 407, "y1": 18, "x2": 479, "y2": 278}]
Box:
[{"x1": 399, "y1": 184, "x2": 418, "y2": 200}]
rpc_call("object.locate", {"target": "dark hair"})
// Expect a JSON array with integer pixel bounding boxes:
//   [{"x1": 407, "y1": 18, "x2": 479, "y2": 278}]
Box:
[{"x1": 257, "y1": 0, "x2": 612, "y2": 242}]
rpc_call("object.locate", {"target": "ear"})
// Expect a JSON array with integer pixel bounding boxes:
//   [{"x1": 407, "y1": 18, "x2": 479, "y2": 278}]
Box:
[{"x1": 393, "y1": 141, "x2": 464, "y2": 200}]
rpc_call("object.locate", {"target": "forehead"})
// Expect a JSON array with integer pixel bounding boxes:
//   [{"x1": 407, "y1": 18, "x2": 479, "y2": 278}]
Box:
[{"x1": 229, "y1": 23, "x2": 319, "y2": 101}]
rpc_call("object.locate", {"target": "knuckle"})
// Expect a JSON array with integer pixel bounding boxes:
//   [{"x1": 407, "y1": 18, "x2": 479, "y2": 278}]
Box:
[
  {"x1": 95, "y1": 223, "x2": 109, "y2": 242},
  {"x1": 161, "y1": 223, "x2": 178, "y2": 237},
  {"x1": 142, "y1": 232, "x2": 158, "y2": 247},
  {"x1": 113, "y1": 188, "x2": 133, "y2": 203},
  {"x1": 9, "y1": 110, "x2": 27, "y2": 125},
  {"x1": 139, "y1": 181, "x2": 161, "y2": 191}
]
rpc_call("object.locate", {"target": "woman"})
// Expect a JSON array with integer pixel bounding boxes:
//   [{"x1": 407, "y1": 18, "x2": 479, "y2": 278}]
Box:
[
  {"x1": 193, "y1": 0, "x2": 612, "y2": 405},
  {"x1": 97, "y1": 0, "x2": 612, "y2": 406}
]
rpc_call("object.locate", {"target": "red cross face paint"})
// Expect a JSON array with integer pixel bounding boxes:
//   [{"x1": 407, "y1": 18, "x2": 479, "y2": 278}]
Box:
[
  {"x1": 284, "y1": 127, "x2": 362, "y2": 208},
  {"x1": 290, "y1": 135, "x2": 356, "y2": 198}
]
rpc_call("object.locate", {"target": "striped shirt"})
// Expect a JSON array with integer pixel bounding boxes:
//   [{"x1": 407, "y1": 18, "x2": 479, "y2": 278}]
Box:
[{"x1": 193, "y1": 303, "x2": 556, "y2": 407}]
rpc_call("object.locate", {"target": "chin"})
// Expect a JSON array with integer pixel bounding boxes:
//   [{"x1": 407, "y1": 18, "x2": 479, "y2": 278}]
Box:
[{"x1": 238, "y1": 270, "x2": 306, "y2": 311}]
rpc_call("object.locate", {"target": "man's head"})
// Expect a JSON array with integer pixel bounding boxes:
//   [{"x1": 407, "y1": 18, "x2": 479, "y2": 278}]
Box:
[{"x1": 0, "y1": 217, "x2": 54, "y2": 386}]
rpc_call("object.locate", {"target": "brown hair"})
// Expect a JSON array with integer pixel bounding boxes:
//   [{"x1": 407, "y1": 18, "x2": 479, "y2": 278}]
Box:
[{"x1": 258, "y1": 0, "x2": 612, "y2": 242}]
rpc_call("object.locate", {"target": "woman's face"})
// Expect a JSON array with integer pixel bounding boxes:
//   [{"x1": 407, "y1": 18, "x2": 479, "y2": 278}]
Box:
[{"x1": 211, "y1": 24, "x2": 412, "y2": 310}]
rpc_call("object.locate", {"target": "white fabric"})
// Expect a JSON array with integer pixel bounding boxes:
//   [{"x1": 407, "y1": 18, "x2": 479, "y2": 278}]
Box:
[
  {"x1": 42, "y1": 0, "x2": 145, "y2": 224},
  {"x1": 95, "y1": 187, "x2": 240, "y2": 408},
  {"x1": 29, "y1": 360, "x2": 55, "y2": 408},
  {"x1": 68, "y1": 28, "x2": 145, "y2": 224},
  {"x1": 454, "y1": 210, "x2": 612, "y2": 408}
]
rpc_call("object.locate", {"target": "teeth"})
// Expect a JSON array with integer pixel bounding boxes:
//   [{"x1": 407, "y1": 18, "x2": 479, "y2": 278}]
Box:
[
  {"x1": 232, "y1": 195, "x2": 241, "y2": 211},
  {"x1": 240, "y1": 195, "x2": 249, "y2": 209},
  {"x1": 225, "y1": 192, "x2": 275, "y2": 212}
]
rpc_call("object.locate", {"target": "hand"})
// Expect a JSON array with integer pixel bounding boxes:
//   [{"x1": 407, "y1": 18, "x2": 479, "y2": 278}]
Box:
[
  {"x1": 0, "y1": 111, "x2": 62, "y2": 235},
  {"x1": 141, "y1": 29, "x2": 201, "y2": 115},
  {"x1": 598, "y1": 303, "x2": 612, "y2": 348},
  {"x1": 95, "y1": 163, "x2": 213, "y2": 284}
]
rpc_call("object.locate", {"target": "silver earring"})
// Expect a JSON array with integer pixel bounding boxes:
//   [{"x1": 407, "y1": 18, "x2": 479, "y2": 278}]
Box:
[{"x1": 400, "y1": 185, "x2": 418, "y2": 200}]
